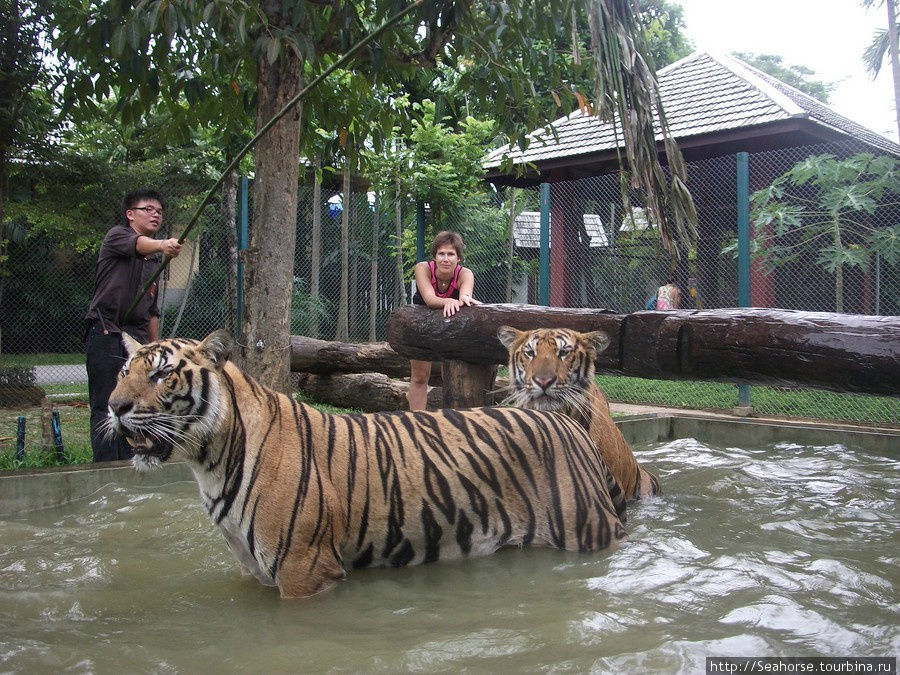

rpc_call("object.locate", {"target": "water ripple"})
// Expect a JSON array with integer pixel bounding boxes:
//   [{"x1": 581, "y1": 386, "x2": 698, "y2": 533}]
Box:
[{"x1": 0, "y1": 438, "x2": 896, "y2": 671}]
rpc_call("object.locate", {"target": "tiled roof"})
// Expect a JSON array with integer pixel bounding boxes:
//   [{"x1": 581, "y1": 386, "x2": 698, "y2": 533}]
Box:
[
  {"x1": 484, "y1": 51, "x2": 900, "y2": 171},
  {"x1": 513, "y1": 211, "x2": 609, "y2": 248}
]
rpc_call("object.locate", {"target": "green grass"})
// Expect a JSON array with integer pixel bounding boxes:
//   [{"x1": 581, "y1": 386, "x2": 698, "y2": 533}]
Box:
[
  {"x1": 0, "y1": 393, "x2": 358, "y2": 472},
  {"x1": 41, "y1": 384, "x2": 89, "y2": 401},
  {"x1": 597, "y1": 375, "x2": 898, "y2": 426},
  {"x1": 3, "y1": 375, "x2": 894, "y2": 472},
  {"x1": 0, "y1": 353, "x2": 85, "y2": 367},
  {"x1": 1, "y1": 402, "x2": 93, "y2": 471},
  {"x1": 295, "y1": 391, "x2": 360, "y2": 414}
]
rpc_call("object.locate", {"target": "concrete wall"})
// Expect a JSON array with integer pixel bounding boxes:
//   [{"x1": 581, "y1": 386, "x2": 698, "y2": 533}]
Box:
[{"x1": 1, "y1": 415, "x2": 896, "y2": 517}]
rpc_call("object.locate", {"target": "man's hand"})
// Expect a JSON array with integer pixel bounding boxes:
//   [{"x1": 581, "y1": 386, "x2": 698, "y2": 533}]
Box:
[{"x1": 161, "y1": 238, "x2": 182, "y2": 259}]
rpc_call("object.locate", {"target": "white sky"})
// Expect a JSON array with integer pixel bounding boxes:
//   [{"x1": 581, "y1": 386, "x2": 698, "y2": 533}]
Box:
[{"x1": 675, "y1": 0, "x2": 898, "y2": 142}]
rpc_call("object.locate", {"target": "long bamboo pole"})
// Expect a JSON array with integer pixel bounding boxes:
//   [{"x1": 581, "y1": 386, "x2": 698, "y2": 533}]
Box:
[{"x1": 124, "y1": 0, "x2": 423, "y2": 323}]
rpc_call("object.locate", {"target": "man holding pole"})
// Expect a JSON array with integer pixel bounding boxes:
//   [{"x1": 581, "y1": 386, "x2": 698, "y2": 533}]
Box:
[{"x1": 84, "y1": 188, "x2": 181, "y2": 462}]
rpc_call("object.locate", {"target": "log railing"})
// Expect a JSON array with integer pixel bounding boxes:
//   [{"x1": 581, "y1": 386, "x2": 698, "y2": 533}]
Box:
[{"x1": 384, "y1": 303, "x2": 900, "y2": 408}]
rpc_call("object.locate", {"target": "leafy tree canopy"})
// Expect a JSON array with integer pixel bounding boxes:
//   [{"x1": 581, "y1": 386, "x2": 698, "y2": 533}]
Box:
[
  {"x1": 732, "y1": 52, "x2": 834, "y2": 103},
  {"x1": 737, "y1": 152, "x2": 900, "y2": 311},
  {"x1": 638, "y1": 0, "x2": 693, "y2": 68}
]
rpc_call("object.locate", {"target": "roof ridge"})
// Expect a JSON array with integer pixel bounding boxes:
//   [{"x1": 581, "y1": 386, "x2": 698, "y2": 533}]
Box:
[
  {"x1": 656, "y1": 50, "x2": 707, "y2": 76},
  {"x1": 711, "y1": 52, "x2": 808, "y2": 118}
]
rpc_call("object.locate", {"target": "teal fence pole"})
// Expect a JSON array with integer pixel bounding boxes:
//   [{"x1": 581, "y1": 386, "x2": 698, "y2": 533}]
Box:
[
  {"x1": 736, "y1": 152, "x2": 751, "y2": 408},
  {"x1": 236, "y1": 176, "x2": 249, "y2": 343},
  {"x1": 539, "y1": 183, "x2": 551, "y2": 306},
  {"x1": 51, "y1": 409, "x2": 65, "y2": 462},
  {"x1": 415, "y1": 202, "x2": 426, "y2": 262},
  {"x1": 16, "y1": 416, "x2": 25, "y2": 462}
]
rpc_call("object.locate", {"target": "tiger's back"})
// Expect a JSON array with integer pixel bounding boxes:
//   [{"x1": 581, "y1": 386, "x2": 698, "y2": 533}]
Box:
[
  {"x1": 498, "y1": 325, "x2": 661, "y2": 502},
  {"x1": 107, "y1": 330, "x2": 627, "y2": 599},
  {"x1": 320, "y1": 405, "x2": 626, "y2": 570}
]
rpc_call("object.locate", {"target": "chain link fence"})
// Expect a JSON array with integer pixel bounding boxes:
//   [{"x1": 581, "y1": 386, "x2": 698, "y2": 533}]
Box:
[{"x1": 1, "y1": 140, "x2": 897, "y2": 427}]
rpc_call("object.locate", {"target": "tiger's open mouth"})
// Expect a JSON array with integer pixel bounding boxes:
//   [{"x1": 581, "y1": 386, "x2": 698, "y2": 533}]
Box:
[{"x1": 122, "y1": 431, "x2": 173, "y2": 460}]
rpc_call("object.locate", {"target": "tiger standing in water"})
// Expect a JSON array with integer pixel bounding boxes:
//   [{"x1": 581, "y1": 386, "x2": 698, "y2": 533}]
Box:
[
  {"x1": 106, "y1": 330, "x2": 627, "y2": 599},
  {"x1": 498, "y1": 326, "x2": 661, "y2": 501}
]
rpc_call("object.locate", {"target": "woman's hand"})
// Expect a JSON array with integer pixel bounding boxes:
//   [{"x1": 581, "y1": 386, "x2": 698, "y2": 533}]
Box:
[
  {"x1": 443, "y1": 299, "x2": 462, "y2": 317},
  {"x1": 460, "y1": 293, "x2": 481, "y2": 307}
]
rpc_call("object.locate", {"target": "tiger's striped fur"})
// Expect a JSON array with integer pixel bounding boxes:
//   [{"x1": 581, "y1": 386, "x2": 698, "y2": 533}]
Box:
[
  {"x1": 107, "y1": 330, "x2": 627, "y2": 599},
  {"x1": 498, "y1": 326, "x2": 661, "y2": 502}
]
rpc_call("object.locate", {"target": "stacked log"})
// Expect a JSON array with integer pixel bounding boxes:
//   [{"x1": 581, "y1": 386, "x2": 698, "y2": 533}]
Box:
[
  {"x1": 293, "y1": 304, "x2": 898, "y2": 412},
  {"x1": 296, "y1": 372, "x2": 443, "y2": 412}
]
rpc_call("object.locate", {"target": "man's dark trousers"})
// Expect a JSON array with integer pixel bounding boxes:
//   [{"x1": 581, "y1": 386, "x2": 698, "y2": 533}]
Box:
[{"x1": 85, "y1": 322, "x2": 133, "y2": 462}]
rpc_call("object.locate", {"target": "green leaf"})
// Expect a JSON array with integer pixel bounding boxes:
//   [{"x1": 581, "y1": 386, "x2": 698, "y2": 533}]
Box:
[
  {"x1": 266, "y1": 37, "x2": 280, "y2": 65},
  {"x1": 111, "y1": 26, "x2": 126, "y2": 57}
]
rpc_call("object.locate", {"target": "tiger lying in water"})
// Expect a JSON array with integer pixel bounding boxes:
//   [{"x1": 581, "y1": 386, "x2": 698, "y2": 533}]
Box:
[
  {"x1": 498, "y1": 326, "x2": 661, "y2": 501},
  {"x1": 106, "y1": 330, "x2": 627, "y2": 599}
]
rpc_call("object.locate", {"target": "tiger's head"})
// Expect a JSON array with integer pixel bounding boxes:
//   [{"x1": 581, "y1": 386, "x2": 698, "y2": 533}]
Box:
[
  {"x1": 106, "y1": 330, "x2": 233, "y2": 470},
  {"x1": 497, "y1": 326, "x2": 610, "y2": 417}
]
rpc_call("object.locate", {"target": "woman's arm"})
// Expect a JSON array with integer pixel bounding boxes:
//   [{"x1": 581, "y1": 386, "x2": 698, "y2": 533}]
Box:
[
  {"x1": 457, "y1": 267, "x2": 480, "y2": 306},
  {"x1": 414, "y1": 262, "x2": 475, "y2": 317},
  {"x1": 414, "y1": 261, "x2": 446, "y2": 309}
]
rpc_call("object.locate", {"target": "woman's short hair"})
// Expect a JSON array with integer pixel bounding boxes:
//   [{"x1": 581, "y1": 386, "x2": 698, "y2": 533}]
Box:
[{"x1": 431, "y1": 231, "x2": 465, "y2": 260}]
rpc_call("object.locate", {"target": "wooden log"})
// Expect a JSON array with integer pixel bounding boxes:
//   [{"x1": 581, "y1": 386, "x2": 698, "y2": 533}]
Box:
[
  {"x1": 386, "y1": 304, "x2": 899, "y2": 397},
  {"x1": 386, "y1": 303, "x2": 623, "y2": 371},
  {"x1": 290, "y1": 336, "x2": 411, "y2": 376},
  {"x1": 652, "y1": 309, "x2": 900, "y2": 396},
  {"x1": 296, "y1": 372, "x2": 443, "y2": 412},
  {"x1": 289, "y1": 335, "x2": 441, "y2": 381},
  {"x1": 441, "y1": 361, "x2": 498, "y2": 408},
  {"x1": 41, "y1": 399, "x2": 54, "y2": 451}
]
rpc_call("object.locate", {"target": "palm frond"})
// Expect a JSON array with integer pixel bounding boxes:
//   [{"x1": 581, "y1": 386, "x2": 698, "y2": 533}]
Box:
[{"x1": 585, "y1": 0, "x2": 697, "y2": 257}]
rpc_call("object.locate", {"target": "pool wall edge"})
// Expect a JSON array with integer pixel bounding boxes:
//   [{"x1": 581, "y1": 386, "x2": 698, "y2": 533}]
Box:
[{"x1": 2, "y1": 415, "x2": 896, "y2": 517}]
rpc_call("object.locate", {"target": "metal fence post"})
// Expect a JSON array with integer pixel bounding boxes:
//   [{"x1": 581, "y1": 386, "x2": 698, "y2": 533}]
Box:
[
  {"x1": 16, "y1": 416, "x2": 25, "y2": 462},
  {"x1": 51, "y1": 409, "x2": 65, "y2": 462},
  {"x1": 539, "y1": 183, "x2": 551, "y2": 306},
  {"x1": 736, "y1": 152, "x2": 752, "y2": 409},
  {"x1": 236, "y1": 176, "x2": 249, "y2": 343},
  {"x1": 416, "y1": 201, "x2": 426, "y2": 262}
]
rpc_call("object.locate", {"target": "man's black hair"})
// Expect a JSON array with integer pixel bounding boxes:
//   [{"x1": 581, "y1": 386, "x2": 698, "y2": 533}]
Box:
[{"x1": 122, "y1": 188, "x2": 166, "y2": 222}]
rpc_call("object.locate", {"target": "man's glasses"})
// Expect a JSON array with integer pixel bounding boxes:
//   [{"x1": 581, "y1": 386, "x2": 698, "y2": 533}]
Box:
[{"x1": 131, "y1": 206, "x2": 163, "y2": 216}]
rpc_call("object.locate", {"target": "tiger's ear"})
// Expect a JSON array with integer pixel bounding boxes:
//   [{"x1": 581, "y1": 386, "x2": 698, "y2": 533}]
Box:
[
  {"x1": 584, "y1": 330, "x2": 611, "y2": 356},
  {"x1": 497, "y1": 325, "x2": 524, "y2": 349},
  {"x1": 199, "y1": 330, "x2": 234, "y2": 368},
  {"x1": 121, "y1": 332, "x2": 143, "y2": 356}
]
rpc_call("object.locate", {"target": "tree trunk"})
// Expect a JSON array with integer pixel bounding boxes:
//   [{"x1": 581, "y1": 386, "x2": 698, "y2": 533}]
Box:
[
  {"x1": 506, "y1": 187, "x2": 517, "y2": 302},
  {"x1": 349, "y1": 192, "x2": 360, "y2": 340},
  {"x1": 310, "y1": 163, "x2": 322, "y2": 338},
  {"x1": 395, "y1": 182, "x2": 406, "y2": 305},
  {"x1": 889, "y1": 0, "x2": 900, "y2": 140},
  {"x1": 222, "y1": 165, "x2": 239, "y2": 338},
  {"x1": 241, "y1": 13, "x2": 303, "y2": 393},
  {"x1": 0, "y1": 145, "x2": 7, "y2": 355},
  {"x1": 296, "y1": 372, "x2": 443, "y2": 412},
  {"x1": 336, "y1": 161, "x2": 351, "y2": 340},
  {"x1": 369, "y1": 193, "x2": 380, "y2": 341}
]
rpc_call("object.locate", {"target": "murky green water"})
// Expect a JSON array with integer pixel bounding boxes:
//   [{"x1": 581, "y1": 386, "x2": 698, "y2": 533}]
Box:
[{"x1": 1, "y1": 439, "x2": 897, "y2": 673}]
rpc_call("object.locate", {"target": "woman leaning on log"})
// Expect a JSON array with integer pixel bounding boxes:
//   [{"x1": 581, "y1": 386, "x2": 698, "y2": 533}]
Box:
[{"x1": 408, "y1": 231, "x2": 481, "y2": 410}]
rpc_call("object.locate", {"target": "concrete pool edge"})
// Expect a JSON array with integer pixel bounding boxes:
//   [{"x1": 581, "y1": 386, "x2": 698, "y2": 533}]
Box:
[{"x1": 2, "y1": 414, "x2": 897, "y2": 517}]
